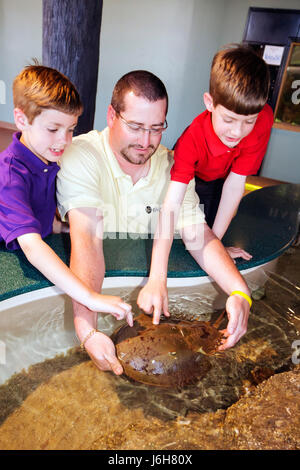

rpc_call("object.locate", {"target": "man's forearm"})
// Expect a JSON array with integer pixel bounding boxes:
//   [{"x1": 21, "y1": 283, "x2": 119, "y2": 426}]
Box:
[
  {"x1": 69, "y1": 209, "x2": 106, "y2": 341},
  {"x1": 71, "y1": 240, "x2": 105, "y2": 341},
  {"x1": 69, "y1": 234, "x2": 105, "y2": 291},
  {"x1": 181, "y1": 223, "x2": 250, "y2": 296}
]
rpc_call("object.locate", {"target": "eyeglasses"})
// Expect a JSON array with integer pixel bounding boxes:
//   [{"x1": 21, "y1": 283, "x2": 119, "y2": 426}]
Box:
[{"x1": 116, "y1": 111, "x2": 168, "y2": 136}]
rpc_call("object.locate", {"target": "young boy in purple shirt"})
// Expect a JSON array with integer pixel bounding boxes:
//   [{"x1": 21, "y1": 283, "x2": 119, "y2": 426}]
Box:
[{"x1": 0, "y1": 65, "x2": 133, "y2": 337}]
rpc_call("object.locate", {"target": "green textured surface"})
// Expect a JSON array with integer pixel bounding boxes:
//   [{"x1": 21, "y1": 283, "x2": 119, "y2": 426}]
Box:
[{"x1": 0, "y1": 183, "x2": 299, "y2": 302}]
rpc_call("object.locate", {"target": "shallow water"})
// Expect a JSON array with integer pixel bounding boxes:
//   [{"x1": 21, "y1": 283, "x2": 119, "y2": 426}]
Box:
[
  {"x1": 0, "y1": 246, "x2": 299, "y2": 449},
  {"x1": 111, "y1": 282, "x2": 299, "y2": 420}
]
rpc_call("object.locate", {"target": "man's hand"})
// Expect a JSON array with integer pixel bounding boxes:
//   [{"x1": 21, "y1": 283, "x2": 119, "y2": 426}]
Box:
[
  {"x1": 83, "y1": 330, "x2": 123, "y2": 375},
  {"x1": 137, "y1": 279, "x2": 170, "y2": 325},
  {"x1": 67, "y1": 208, "x2": 126, "y2": 375},
  {"x1": 218, "y1": 293, "x2": 250, "y2": 350},
  {"x1": 226, "y1": 246, "x2": 252, "y2": 261}
]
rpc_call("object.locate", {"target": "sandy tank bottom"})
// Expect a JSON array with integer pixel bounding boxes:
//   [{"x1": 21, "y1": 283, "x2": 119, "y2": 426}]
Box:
[{"x1": 0, "y1": 246, "x2": 299, "y2": 450}]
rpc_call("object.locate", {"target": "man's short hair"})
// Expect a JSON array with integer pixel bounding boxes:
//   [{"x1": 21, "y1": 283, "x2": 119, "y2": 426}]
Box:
[
  {"x1": 111, "y1": 70, "x2": 168, "y2": 114},
  {"x1": 210, "y1": 44, "x2": 270, "y2": 115},
  {"x1": 13, "y1": 64, "x2": 83, "y2": 123}
]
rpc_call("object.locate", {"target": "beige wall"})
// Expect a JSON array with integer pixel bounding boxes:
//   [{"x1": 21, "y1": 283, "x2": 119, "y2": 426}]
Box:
[{"x1": 0, "y1": 0, "x2": 299, "y2": 182}]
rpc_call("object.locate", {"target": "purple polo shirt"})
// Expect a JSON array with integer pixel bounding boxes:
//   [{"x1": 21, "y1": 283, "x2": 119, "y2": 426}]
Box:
[{"x1": 0, "y1": 132, "x2": 59, "y2": 250}]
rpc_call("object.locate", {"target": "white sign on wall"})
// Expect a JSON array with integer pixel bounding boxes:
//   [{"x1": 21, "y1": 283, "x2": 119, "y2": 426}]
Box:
[{"x1": 263, "y1": 45, "x2": 285, "y2": 66}]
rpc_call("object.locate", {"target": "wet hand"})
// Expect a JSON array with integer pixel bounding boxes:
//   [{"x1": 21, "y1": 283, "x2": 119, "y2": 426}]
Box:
[
  {"x1": 218, "y1": 293, "x2": 250, "y2": 350},
  {"x1": 137, "y1": 279, "x2": 170, "y2": 325},
  {"x1": 83, "y1": 330, "x2": 123, "y2": 375},
  {"x1": 89, "y1": 294, "x2": 133, "y2": 327},
  {"x1": 226, "y1": 246, "x2": 252, "y2": 261}
]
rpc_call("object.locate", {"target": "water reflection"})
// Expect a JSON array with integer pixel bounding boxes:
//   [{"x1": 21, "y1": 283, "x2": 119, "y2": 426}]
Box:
[
  {"x1": 0, "y1": 246, "x2": 299, "y2": 449},
  {"x1": 111, "y1": 292, "x2": 298, "y2": 420}
]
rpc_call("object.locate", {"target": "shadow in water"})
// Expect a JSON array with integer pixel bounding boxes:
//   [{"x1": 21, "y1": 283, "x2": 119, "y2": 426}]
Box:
[
  {"x1": 111, "y1": 299, "x2": 298, "y2": 420},
  {"x1": 0, "y1": 247, "x2": 299, "y2": 425}
]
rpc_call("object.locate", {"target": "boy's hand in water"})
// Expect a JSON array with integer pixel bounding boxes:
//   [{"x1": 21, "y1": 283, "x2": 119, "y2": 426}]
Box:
[
  {"x1": 88, "y1": 294, "x2": 133, "y2": 326},
  {"x1": 137, "y1": 279, "x2": 170, "y2": 325}
]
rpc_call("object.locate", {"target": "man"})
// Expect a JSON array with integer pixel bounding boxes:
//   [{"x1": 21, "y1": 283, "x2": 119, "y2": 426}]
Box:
[{"x1": 57, "y1": 70, "x2": 251, "y2": 375}]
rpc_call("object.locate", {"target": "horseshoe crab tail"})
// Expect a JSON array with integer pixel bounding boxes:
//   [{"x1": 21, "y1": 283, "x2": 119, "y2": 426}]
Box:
[{"x1": 213, "y1": 310, "x2": 226, "y2": 329}]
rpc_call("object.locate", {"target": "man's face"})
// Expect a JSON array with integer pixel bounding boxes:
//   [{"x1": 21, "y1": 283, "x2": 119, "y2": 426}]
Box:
[{"x1": 107, "y1": 91, "x2": 167, "y2": 165}]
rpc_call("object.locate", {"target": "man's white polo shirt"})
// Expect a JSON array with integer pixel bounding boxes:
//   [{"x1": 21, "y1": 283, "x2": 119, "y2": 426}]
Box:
[{"x1": 57, "y1": 127, "x2": 204, "y2": 235}]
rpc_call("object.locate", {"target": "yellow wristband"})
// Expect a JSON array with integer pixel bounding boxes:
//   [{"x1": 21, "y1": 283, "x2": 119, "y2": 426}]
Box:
[{"x1": 230, "y1": 290, "x2": 252, "y2": 308}]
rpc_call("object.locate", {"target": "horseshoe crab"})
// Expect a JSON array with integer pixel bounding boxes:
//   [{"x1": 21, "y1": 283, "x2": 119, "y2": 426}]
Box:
[{"x1": 111, "y1": 311, "x2": 225, "y2": 388}]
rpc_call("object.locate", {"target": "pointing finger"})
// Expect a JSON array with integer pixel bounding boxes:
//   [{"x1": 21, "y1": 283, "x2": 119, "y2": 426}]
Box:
[
  {"x1": 153, "y1": 303, "x2": 162, "y2": 325},
  {"x1": 162, "y1": 296, "x2": 170, "y2": 318},
  {"x1": 126, "y1": 311, "x2": 134, "y2": 327}
]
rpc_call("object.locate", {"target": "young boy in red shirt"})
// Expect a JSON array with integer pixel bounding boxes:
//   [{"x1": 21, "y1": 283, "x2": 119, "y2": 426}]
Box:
[
  {"x1": 137, "y1": 45, "x2": 272, "y2": 348},
  {"x1": 171, "y1": 44, "x2": 273, "y2": 258}
]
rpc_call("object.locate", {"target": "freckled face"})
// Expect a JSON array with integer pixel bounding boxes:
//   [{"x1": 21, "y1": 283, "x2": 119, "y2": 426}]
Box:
[
  {"x1": 20, "y1": 109, "x2": 79, "y2": 164},
  {"x1": 210, "y1": 104, "x2": 259, "y2": 148}
]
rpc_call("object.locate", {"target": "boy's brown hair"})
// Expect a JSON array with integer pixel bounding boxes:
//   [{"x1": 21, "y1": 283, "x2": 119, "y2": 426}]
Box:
[
  {"x1": 210, "y1": 44, "x2": 270, "y2": 115},
  {"x1": 111, "y1": 70, "x2": 168, "y2": 115},
  {"x1": 13, "y1": 64, "x2": 83, "y2": 123}
]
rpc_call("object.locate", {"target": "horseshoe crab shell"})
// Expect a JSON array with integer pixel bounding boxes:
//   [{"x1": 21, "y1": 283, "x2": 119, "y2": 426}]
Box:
[{"x1": 111, "y1": 312, "x2": 225, "y2": 388}]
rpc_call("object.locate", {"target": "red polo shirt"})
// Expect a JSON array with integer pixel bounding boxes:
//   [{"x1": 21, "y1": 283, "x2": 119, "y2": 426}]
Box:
[{"x1": 171, "y1": 103, "x2": 273, "y2": 184}]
